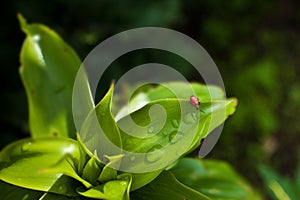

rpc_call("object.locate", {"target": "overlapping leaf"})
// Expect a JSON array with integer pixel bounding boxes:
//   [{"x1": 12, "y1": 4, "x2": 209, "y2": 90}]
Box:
[
  {"x1": 171, "y1": 158, "x2": 262, "y2": 200},
  {"x1": 0, "y1": 137, "x2": 82, "y2": 193},
  {"x1": 131, "y1": 171, "x2": 210, "y2": 200}
]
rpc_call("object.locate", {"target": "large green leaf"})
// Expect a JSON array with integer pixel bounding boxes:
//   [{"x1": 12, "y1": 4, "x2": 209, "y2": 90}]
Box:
[
  {"x1": 116, "y1": 82, "x2": 234, "y2": 155},
  {"x1": 0, "y1": 181, "x2": 43, "y2": 200},
  {"x1": 131, "y1": 170, "x2": 210, "y2": 200},
  {"x1": 115, "y1": 82, "x2": 225, "y2": 120},
  {"x1": 113, "y1": 82, "x2": 236, "y2": 189},
  {"x1": 171, "y1": 158, "x2": 262, "y2": 200},
  {"x1": 117, "y1": 98, "x2": 236, "y2": 169},
  {"x1": 0, "y1": 179, "x2": 88, "y2": 200},
  {"x1": 0, "y1": 137, "x2": 84, "y2": 193},
  {"x1": 18, "y1": 14, "x2": 81, "y2": 139}
]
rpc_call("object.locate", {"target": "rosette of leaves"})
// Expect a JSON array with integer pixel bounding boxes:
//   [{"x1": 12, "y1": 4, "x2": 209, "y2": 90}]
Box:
[{"x1": 0, "y1": 15, "x2": 259, "y2": 199}]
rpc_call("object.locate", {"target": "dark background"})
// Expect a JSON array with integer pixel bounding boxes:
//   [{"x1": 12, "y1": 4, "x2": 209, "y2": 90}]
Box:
[{"x1": 1, "y1": 0, "x2": 300, "y2": 198}]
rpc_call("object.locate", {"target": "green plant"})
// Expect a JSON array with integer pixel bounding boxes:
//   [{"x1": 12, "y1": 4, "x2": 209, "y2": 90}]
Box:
[
  {"x1": 0, "y1": 15, "x2": 259, "y2": 199},
  {"x1": 259, "y1": 156, "x2": 300, "y2": 200}
]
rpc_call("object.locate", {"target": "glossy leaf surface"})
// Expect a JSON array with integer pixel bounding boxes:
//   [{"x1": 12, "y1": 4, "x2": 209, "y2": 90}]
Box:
[
  {"x1": 0, "y1": 137, "x2": 81, "y2": 192},
  {"x1": 19, "y1": 14, "x2": 81, "y2": 138},
  {"x1": 171, "y1": 158, "x2": 262, "y2": 199},
  {"x1": 131, "y1": 171, "x2": 210, "y2": 200}
]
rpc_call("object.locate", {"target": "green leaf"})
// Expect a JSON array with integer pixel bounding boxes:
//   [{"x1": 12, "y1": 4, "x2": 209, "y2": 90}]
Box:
[
  {"x1": 117, "y1": 82, "x2": 235, "y2": 155},
  {"x1": 0, "y1": 180, "x2": 43, "y2": 200},
  {"x1": 0, "y1": 174, "x2": 85, "y2": 199},
  {"x1": 115, "y1": 82, "x2": 224, "y2": 120},
  {"x1": 95, "y1": 83, "x2": 123, "y2": 152},
  {"x1": 130, "y1": 170, "x2": 163, "y2": 191},
  {"x1": 39, "y1": 192, "x2": 84, "y2": 200},
  {"x1": 185, "y1": 98, "x2": 238, "y2": 154},
  {"x1": 18, "y1": 14, "x2": 81, "y2": 139},
  {"x1": 171, "y1": 158, "x2": 262, "y2": 200},
  {"x1": 115, "y1": 82, "x2": 236, "y2": 190},
  {"x1": 0, "y1": 137, "x2": 82, "y2": 192},
  {"x1": 46, "y1": 175, "x2": 83, "y2": 197},
  {"x1": 117, "y1": 98, "x2": 236, "y2": 166},
  {"x1": 82, "y1": 154, "x2": 102, "y2": 186},
  {"x1": 79, "y1": 83, "x2": 122, "y2": 162},
  {"x1": 259, "y1": 164, "x2": 297, "y2": 200},
  {"x1": 131, "y1": 171, "x2": 210, "y2": 200},
  {"x1": 77, "y1": 174, "x2": 132, "y2": 200},
  {"x1": 77, "y1": 133, "x2": 93, "y2": 176},
  {"x1": 98, "y1": 161, "x2": 118, "y2": 183},
  {"x1": 118, "y1": 173, "x2": 132, "y2": 200}
]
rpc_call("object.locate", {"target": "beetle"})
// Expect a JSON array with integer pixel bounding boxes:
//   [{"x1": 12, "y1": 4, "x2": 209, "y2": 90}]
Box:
[{"x1": 190, "y1": 95, "x2": 200, "y2": 110}]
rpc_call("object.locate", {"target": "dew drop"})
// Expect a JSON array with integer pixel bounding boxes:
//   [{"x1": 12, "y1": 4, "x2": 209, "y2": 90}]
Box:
[
  {"x1": 124, "y1": 139, "x2": 132, "y2": 146},
  {"x1": 129, "y1": 156, "x2": 136, "y2": 161},
  {"x1": 183, "y1": 112, "x2": 197, "y2": 124},
  {"x1": 148, "y1": 126, "x2": 154, "y2": 134},
  {"x1": 120, "y1": 181, "x2": 127, "y2": 186},
  {"x1": 191, "y1": 111, "x2": 199, "y2": 121},
  {"x1": 162, "y1": 130, "x2": 168, "y2": 136},
  {"x1": 168, "y1": 131, "x2": 183, "y2": 144},
  {"x1": 145, "y1": 145, "x2": 164, "y2": 163},
  {"x1": 21, "y1": 142, "x2": 31, "y2": 153},
  {"x1": 58, "y1": 185, "x2": 67, "y2": 193},
  {"x1": 171, "y1": 119, "x2": 179, "y2": 128},
  {"x1": 32, "y1": 35, "x2": 40, "y2": 41},
  {"x1": 22, "y1": 194, "x2": 29, "y2": 200},
  {"x1": 99, "y1": 111, "x2": 105, "y2": 118}
]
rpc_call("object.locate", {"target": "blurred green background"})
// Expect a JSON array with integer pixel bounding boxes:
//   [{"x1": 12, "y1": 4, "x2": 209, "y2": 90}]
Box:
[{"x1": 1, "y1": 0, "x2": 300, "y2": 198}]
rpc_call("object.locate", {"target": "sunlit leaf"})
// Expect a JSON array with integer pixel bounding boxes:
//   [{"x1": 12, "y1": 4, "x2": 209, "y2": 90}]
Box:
[
  {"x1": 117, "y1": 98, "x2": 237, "y2": 166},
  {"x1": 18, "y1": 14, "x2": 81, "y2": 138},
  {"x1": 0, "y1": 137, "x2": 83, "y2": 192},
  {"x1": 115, "y1": 82, "x2": 225, "y2": 120}
]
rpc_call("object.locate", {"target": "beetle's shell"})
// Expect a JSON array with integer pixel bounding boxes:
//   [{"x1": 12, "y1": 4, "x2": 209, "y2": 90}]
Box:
[{"x1": 190, "y1": 95, "x2": 199, "y2": 109}]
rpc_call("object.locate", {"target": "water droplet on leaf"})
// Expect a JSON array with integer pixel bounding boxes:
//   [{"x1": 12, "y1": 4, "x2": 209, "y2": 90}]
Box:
[
  {"x1": 22, "y1": 194, "x2": 29, "y2": 200},
  {"x1": 146, "y1": 145, "x2": 164, "y2": 163},
  {"x1": 162, "y1": 130, "x2": 168, "y2": 136},
  {"x1": 148, "y1": 126, "x2": 154, "y2": 134},
  {"x1": 58, "y1": 185, "x2": 67, "y2": 193},
  {"x1": 124, "y1": 139, "x2": 132, "y2": 146},
  {"x1": 191, "y1": 111, "x2": 199, "y2": 121},
  {"x1": 21, "y1": 142, "x2": 31, "y2": 153},
  {"x1": 169, "y1": 131, "x2": 183, "y2": 144},
  {"x1": 120, "y1": 181, "x2": 127, "y2": 186},
  {"x1": 171, "y1": 119, "x2": 179, "y2": 128},
  {"x1": 129, "y1": 156, "x2": 136, "y2": 161},
  {"x1": 183, "y1": 112, "x2": 197, "y2": 124}
]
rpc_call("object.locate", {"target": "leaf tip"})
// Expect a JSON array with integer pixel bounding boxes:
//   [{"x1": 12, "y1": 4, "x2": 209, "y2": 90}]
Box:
[
  {"x1": 230, "y1": 97, "x2": 238, "y2": 106},
  {"x1": 17, "y1": 13, "x2": 28, "y2": 33},
  {"x1": 111, "y1": 79, "x2": 115, "y2": 86}
]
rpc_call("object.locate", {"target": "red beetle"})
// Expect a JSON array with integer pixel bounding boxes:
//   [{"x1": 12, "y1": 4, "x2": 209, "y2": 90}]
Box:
[{"x1": 190, "y1": 95, "x2": 200, "y2": 110}]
